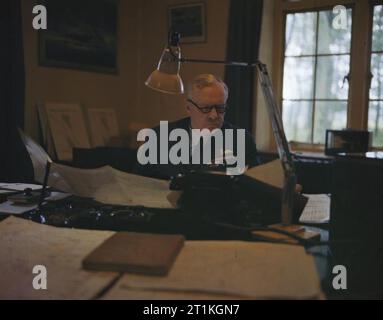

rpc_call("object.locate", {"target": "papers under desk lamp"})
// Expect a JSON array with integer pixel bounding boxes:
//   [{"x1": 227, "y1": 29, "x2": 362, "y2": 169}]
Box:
[{"x1": 145, "y1": 32, "x2": 309, "y2": 236}]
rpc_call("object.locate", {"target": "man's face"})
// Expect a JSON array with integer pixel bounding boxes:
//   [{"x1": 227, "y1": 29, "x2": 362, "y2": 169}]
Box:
[{"x1": 186, "y1": 83, "x2": 227, "y2": 130}]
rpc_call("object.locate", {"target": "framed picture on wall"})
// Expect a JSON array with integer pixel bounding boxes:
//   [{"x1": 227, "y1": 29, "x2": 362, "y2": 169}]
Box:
[
  {"x1": 168, "y1": 2, "x2": 206, "y2": 43},
  {"x1": 39, "y1": 0, "x2": 119, "y2": 74}
]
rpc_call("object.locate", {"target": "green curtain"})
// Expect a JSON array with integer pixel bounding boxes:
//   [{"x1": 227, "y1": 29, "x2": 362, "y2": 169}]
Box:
[{"x1": 224, "y1": 0, "x2": 263, "y2": 131}]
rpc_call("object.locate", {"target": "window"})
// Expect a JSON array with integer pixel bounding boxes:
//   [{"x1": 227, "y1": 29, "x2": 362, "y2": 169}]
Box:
[
  {"x1": 275, "y1": 0, "x2": 383, "y2": 150},
  {"x1": 282, "y1": 9, "x2": 352, "y2": 144},
  {"x1": 368, "y1": 4, "x2": 383, "y2": 147}
]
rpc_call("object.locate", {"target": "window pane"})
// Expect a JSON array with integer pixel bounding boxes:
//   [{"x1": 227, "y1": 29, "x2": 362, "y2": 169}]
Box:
[
  {"x1": 283, "y1": 57, "x2": 315, "y2": 99},
  {"x1": 317, "y1": 9, "x2": 352, "y2": 54},
  {"x1": 372, "y1": 5, "x2": 383, "y2": 52},
  {"x1": 282, "y1": 101, "x2": 312, "y2": 143},
  {"x1": 313, "y1": 101, "x2": 347, "y2": 144},
  {"x1": 368, "y1": 101, "x2": 383, "y2": 147},
  {"x1": 285, "y1": 12, "x2": 317, "y2": 56},
  {"x1": 370, "y1": 53, "x2": 383, "y2": 100},
  {"x1": 315, "y1": 55, "x2": 350, "y2": 99}
]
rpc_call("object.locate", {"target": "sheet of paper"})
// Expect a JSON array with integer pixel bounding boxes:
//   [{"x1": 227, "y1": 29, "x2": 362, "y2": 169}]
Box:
[
  {"x1": 103, "y1": 241, "x2": 321, "y2": 300},
  {"x1": 49, "y1": 164, "x2": 116, "y2": 196},
  {"x1": 18, "y1": 129, "x2": 52, "y2": 184},
  {"x1": 0, "y1": 191, "x2": 70, "y2": 214},
  {"x1": 95, "y1": 167, "x2": 174, "y2": 208},
  {"x1": 0, "y1": 201, "x2": 37, "y2": 215},
  {"x1": 45, "y1": 191, "x2": 72, "y2": 201},
  {"x1": 0, "y1": 183, "x2": 43, "y2": 191},
  {"x1": 50, "y1": 163, "x2": 174, "y2": 208},
  {"x1": 299, "y1": 194, "x2": 330, "y2": 224},
  {"x1": 0, "y1": 216, "x2": 118, "y2": 299},
  {"x1": 244, "y1": 159, "x2": 284, "y2": 189},
  {"x1": 0, "y1": 190, "x2": 13, "y2": 195}
]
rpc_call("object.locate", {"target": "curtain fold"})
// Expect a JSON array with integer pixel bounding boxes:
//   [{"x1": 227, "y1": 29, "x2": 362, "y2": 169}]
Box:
[
  {"x1": 0, "y1": 0, "x2": 33, "y2": 182},
  {"x1": 224, "y1": 0, "x2": 264, "y2": 131}
]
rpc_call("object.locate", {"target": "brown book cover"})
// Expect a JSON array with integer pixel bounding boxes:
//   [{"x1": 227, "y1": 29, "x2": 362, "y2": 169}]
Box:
[{"x1": 82, "y1": 232, "x2": 185, "y2": 276}]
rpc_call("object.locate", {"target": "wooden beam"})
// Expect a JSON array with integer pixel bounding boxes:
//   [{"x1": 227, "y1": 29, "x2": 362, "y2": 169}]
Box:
[
  {"x1": 347, "y1": 0, "x2": 373, "y2": 129},
  {"x1": 269, "y1": 0, "x2": 286, "y2": 151},
  {"x1": 280, "y1": 0, "x2": 356, "y2": 12}
]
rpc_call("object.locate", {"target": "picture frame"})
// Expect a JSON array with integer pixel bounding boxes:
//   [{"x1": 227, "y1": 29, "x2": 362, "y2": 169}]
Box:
[
  {"x1": 45, "y1": 102, "x2": 91, "y2": 161},
  {"x1": 39, "y1": 0, "x2": 119, "y2": 74},
  {"x1": 87, "y1": 108, "x2": 120, "y2": 147},
  {"x1": 168, "y1": 2, "x2": 206, "y2": 43}
]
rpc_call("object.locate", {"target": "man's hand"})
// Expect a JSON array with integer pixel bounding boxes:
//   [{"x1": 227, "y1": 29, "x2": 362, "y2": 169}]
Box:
[{"x1": 295, "y1": 184, "x2": 303, "y2": 193}]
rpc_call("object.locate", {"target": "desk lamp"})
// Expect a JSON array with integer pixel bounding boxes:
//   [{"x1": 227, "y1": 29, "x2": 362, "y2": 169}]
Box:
[{"x1": 145, "y1": 32, "x2": 298, "y2": 230}]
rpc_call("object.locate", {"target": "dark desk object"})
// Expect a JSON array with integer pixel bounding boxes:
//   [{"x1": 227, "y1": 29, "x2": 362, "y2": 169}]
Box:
[
  {"x1": 72, "y1": 147, "x2": 137, "y2": 173},
  {"x1": 22, "y1": 196, "x2": 253, "y2": 240},
  {"x1": 257, "y1": 151, "x2": 279, "y2": 165},
  {"x1": 325, "y1": 129, "x2": 372, "y2": 156},
  {"x1": 293, "y1": 153, "x2": 334, "y2": 194},
  {"x1": 330, "y1": 152, "x2": 383, "y2": 298},
  {"x1": 171, "y1": 170, "x2": 308, "y2": 227},
  {"x1": 258, "y1": 151, "x2": 334, "y2": 194}
]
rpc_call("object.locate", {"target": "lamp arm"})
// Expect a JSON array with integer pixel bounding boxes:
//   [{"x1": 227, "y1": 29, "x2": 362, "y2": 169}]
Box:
[
  {"x1": 255, "y1": 63, "x2": 297, "y2": 225},
  {"x1": 180, "y1": 58, "x2": 258, "y2": 68},
  {"x1": 168, "y1": 44, "x2": 259, "y2": 67},
  {"x1": 168, "y1": 45, "x2": 297, "y2": 225}
]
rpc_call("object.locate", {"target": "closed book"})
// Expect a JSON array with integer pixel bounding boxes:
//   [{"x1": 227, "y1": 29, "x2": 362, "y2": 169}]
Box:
[{"x1": 82, "y1": 232, "x2": 184, "y2": 276}]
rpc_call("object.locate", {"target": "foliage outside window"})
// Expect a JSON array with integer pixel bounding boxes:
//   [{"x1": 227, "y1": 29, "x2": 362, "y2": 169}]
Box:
[{"x1": 282, "y1": 9, "x2": 352, "y2": 145}]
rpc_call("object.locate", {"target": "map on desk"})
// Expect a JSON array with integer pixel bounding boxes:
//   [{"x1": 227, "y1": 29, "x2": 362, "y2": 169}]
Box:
[
  {"x1": 0, "y1": 216, "x2": 119, "y2": 299},
  {"x1": 0, "y1": 216, "x2": 323, "y2": 300},
  {"x1": 103, "y1": 241, "x2": 322, "y2": 300},
  {"x1": 49, "y1": 163, "x2": 174, "y2": 208},
  {"x1": 19, "y1": 129, "x2": 174, "y2": 209}
]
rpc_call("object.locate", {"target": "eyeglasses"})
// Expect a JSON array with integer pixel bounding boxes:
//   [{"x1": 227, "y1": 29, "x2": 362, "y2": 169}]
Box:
[{"x1": 187, "y1": 98, "x2": 227, "y2": 114}]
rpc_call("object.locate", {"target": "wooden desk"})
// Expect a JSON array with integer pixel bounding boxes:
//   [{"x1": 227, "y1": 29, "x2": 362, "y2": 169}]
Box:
[{"x1": 0, "y1": 216, "x2": 324, "y2": 300}]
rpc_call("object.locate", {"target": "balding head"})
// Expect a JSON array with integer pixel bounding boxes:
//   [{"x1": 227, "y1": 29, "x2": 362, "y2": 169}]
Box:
[
  {"x1": 187, "y1": 74, "x2": 228, "y2": 101},
  {"x1": 186, "y1": 74, "x2": 228, "y2": 130}
]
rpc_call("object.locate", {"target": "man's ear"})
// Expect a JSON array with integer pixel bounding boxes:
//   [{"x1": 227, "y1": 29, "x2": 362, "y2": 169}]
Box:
[{"x1": 186, "y1": 104, "x2": 191, "y2": 115}]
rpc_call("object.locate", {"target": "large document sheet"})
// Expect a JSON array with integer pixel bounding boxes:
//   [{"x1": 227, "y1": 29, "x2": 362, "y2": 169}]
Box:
[
  {"x1": 103, "y1": 241, "x2": 322, "y2": 300},
  {"x1": 50, "y1": 163, "x2": 173, "y2": 208},
  {"x1": 20, "y1": 130, "x2": 173, "y2": 209},
  {"x1": 0, "y1": 216, "x2": 118, "y2": 299}
]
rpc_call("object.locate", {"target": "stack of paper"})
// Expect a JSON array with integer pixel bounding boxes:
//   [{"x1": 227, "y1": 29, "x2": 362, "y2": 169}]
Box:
[
  {"x1": 0, "y1": 201, "x2": 38, "y2": 215},
  {"x1": 0, "y1": 217, "x2": 323, "y2": 300},
  {"x1": 0, "y1": 216, "x2": 119, "y2": 299},
  {"x1": 103, "y1": 241, "x2": 322, "y2": 300}
]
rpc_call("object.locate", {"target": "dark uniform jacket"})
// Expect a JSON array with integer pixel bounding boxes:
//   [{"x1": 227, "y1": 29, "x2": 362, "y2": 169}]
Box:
[{"x1": 134, "y1": 117, "x2": 260, "y2": 180}]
